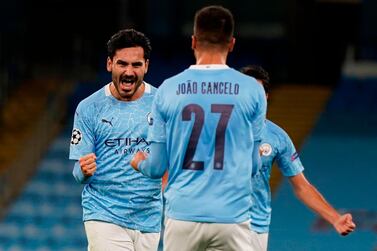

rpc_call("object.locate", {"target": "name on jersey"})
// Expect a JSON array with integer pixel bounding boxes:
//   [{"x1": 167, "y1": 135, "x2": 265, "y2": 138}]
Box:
[{"x1": 176, "y1": 81, "x2": 239, "y2": 95}]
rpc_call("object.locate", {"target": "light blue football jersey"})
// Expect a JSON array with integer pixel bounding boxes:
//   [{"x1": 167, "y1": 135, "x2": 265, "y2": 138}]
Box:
[
  {"x1": 250, "y1": 120, "x2": 304, "y2": 233},
  {"x1": 148, "y1": 65, "x2": 267, "y2": 223},
  {"x1": 69, "y1": 83, "x2": 162, "y2": 233}
]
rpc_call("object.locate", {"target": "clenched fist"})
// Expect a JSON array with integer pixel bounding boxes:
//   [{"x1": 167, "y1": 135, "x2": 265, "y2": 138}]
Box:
[
  {"x1": 130, "y1": 152, "x2": 147, "y2": 171},
  {"x1": 333, "y1": 213, "x2": 356, "y2": 236},
  {"x1": 79, "y1": 153, "x2": 97, "y2": 177}
]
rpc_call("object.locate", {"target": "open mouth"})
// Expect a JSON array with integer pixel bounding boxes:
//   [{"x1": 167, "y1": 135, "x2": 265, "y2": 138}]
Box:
[{"x1": 120, "y1": 77, "x2": 137, "y2": 91}]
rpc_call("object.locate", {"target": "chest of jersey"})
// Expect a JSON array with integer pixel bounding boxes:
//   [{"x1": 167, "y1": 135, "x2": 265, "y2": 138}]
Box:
[{"x1": 94, "y1": 100, "x2": 151, "y2": 157}]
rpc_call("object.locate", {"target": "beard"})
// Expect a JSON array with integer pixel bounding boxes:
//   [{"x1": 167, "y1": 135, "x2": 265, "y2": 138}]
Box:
[{"x1": 113, "y1": 74, "x2": 143, "y2": 100}]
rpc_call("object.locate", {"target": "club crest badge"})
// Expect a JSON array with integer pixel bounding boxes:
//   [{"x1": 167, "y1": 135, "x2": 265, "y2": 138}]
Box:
[{"x1": 260, "y1": 143, "x2": 272, "y2": 156}]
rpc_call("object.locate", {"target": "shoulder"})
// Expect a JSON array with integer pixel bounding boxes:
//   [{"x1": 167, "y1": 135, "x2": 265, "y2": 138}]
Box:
[
  {"x1": 153, "y1": 70, "x2": 189, "y2": 98},
  {"x1": 228, "y1": 69, "x2": 265, "y2": 99},
  {"x1": 265, "y1": 120, "x2": 291, "y2": 143},
  {"x1": 231, "y1": 69, "x2": 260, "y2": 85},
  {"x1": 76, "y1": 85, "x2": 108, "y2": 113},
  {"x1": 159, "y1": 70, "x2": 188, "y2": 88}
]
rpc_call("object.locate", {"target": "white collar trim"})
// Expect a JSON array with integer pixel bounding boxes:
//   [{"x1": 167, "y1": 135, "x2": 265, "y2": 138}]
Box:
[
  {"x1": 189, "y1": 64, "x2": 229, "y2": 70},
  {"x1": 105, "y1": 83, "x2": 111, "y2": 96},
  {"x1": 144, "y1": 82, "x2": 151, "y2": 93}
]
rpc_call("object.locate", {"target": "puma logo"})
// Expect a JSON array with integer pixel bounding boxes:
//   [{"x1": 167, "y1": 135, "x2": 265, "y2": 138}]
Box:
[{"x1": 101, "y1": 118, "x2": 113, "y2": 127}]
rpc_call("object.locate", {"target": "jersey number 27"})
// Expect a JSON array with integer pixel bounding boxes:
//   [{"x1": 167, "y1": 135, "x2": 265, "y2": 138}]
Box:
[{"x1": 182, "y1": 104, "x2": 234, "y2": 171}]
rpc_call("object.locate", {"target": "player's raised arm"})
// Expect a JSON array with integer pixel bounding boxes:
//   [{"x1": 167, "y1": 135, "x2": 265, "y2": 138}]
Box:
[{"x1": 289, "y1": 173, "x2": 356, "y2": 236}]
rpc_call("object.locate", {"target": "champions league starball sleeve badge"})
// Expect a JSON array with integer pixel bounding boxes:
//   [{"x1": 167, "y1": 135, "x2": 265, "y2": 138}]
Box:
[{"x1": 71, "y1": 128, "x2": 82, "y2": 145}]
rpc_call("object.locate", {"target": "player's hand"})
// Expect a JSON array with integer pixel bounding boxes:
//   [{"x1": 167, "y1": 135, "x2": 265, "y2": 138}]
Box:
[
  {"x1": 333, "y1": 213, "x2": 356, "y2": 236},
  {"x1": 131, "y1": 152, "x2": 147, "y2": 171},
  {"x1": 79, "y1": 153, "x2": 97, "y2": 177}
]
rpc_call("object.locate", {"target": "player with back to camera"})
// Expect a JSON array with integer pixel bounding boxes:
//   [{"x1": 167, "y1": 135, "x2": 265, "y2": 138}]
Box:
[
  {"x1": 240, "y1": 65, "x2": 356, "y2": 251},
  {"x1": 69, "y1": 29, "x2": 162, "y2": 251},
  {"x1": 131, "y1": 5, "x2": 267, "y2": 251}
]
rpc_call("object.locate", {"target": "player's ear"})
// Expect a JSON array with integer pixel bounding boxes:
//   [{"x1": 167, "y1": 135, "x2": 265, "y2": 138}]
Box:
[
  {"x1": 228, "y1": 37, "x2": 235, "y2": 52},
  {"x1": 106, "y1": 57, "x2": 112, "y2": 72},
  {"x1": 191, "y1": 35, "x2": 197, "y2": 50},
  {"x1": 144, "y1": 59, "x2": 149, "y2": 74}
]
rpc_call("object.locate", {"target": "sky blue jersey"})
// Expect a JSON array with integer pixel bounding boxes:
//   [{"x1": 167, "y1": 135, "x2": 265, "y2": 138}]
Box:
[
  {"x1": 69, "y1": 83, "x2": 162, "y2": 233},
  {"x1": 250, "y1": 120, "x2": 304, "y2": 233},
  {"x1": 147, "y1": 65, "x2": 267, "y2": 223}
]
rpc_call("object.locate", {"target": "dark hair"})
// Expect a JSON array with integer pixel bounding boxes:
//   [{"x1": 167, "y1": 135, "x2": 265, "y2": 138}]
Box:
[
  {"x1": 107, "y1": 29, "x2": 152, "y2": 60},
  {"x1": 240, "y1": 65, "x2": 270, "y2": 94},
  {"x1": 194, "y1": 5, "x2": 234, "y2": 47}
]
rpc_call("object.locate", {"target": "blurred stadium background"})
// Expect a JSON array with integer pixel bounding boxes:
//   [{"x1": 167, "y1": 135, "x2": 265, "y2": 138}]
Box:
[{"x1": 0, "y1": 0, "x2": 376, "y2": 250}]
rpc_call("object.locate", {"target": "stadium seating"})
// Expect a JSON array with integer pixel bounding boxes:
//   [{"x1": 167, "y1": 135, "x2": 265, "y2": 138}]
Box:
[{"x1": 0, "y1": 131, "x2": 87, "y2": 250}]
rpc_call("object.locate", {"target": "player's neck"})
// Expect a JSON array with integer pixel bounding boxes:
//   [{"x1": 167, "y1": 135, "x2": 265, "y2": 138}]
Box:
[{"x1": 194, "y1": 50, "x2": 228, "y2": 65}]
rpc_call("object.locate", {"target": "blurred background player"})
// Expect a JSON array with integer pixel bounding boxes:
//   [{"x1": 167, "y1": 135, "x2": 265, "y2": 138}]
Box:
[
  {"x1": 131, "y1": 5, "x2": 267, "y2": 251},
  {"x1": 240, "y1": 65, "x2": 356, "y2": 251},
  {"x1": 69, "y1": 29, "x2": 162, "y2": 251}
]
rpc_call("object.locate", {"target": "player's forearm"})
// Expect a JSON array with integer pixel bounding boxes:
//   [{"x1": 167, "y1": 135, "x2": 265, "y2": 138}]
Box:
[
  {"x1": 138, "y1": 142, "x2": 168, "y2": 178},
  {"x1": 294, "y1": 182, "x2": 340, "y2": 225}
]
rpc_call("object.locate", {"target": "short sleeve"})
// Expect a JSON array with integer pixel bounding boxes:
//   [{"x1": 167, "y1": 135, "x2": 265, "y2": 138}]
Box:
[
  {"x1": 276, "y1": 133, "x2": 304, "y2": 177},
  {"x1": 69, "y1": 103, "x2": 96, "y2": 160}
]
